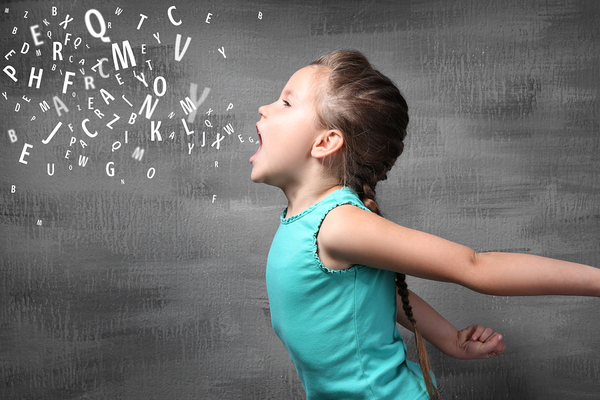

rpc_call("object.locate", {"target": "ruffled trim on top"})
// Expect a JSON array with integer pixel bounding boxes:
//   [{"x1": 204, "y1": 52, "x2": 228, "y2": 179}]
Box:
[
  {"x1": 280, "y1": 202, "x2": 319, "y2": 224},
  {"x1": 277, "y1": 187, "x2": 370, "y2": 274},
  {"x1": 280, "y1": 187, "x2": 359, "y2": 225},
  {"x1": 312, "y1": 199, "x2": 363, "y2": 275},
  {"x1": 310, "y1": 188, "x2": 371, "y2": 274}
]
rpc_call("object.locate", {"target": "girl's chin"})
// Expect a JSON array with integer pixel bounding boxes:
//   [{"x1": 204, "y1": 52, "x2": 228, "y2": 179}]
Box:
[
  {"x1": 250, "y1": 173, "x2": 261, "y2": 183},
  {"x1": 250, "y1": 170, "x2": 277, "y2": 187},
  {"x1": 250, "y1": 167, "x2": 264, "y2": 183}
]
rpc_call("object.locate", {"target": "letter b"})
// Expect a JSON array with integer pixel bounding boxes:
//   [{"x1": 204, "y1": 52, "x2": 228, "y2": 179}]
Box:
[{"x1": 8, "y1": 129, "x2": 17, "y2": 143}]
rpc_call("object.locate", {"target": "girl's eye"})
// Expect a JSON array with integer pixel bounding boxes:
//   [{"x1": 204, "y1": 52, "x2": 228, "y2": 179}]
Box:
[{"x1": 282, "y1": 100, "x2": 291, "y2": 107}]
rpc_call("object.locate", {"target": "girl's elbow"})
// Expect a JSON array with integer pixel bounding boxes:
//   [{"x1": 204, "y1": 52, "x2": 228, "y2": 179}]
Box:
[{"x1": 459, "y1": 251, "x2": 498, "y2": 295}]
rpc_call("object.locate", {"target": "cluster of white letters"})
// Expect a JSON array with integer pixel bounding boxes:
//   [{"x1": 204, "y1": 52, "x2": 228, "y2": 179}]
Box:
[{"x1": 4, "y1": 5, "x2": 263, "y2": 209}]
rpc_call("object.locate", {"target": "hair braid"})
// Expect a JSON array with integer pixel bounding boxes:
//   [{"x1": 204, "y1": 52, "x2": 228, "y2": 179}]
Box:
[
  {"x1": 310, "y1": 50, "x2": 440, "y2": 400},
  {"x1": 359, "y1": 181, "x2": 381, "y2": 216},
  {"x1": 396, "y1": 273, "x2": 439, "y2": 399}
]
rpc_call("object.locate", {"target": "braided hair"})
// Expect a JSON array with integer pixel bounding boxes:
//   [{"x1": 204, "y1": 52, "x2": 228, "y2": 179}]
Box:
[{"x1": 310, "y1": 50, "x2": 440, "y2": 400}]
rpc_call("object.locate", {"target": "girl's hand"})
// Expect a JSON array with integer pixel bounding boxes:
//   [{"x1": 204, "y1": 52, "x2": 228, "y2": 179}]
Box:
[{"x1": 455, "y1": 324, "x2": 506, "y2": 359}]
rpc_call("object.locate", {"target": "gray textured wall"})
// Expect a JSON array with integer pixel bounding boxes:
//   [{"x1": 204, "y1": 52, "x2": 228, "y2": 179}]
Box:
[{"x1": 1, "y1": 0, "x2": 599, "y2": 399}]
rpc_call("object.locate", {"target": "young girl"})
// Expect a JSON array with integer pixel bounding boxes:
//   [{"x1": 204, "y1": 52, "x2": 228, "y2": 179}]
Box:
[{"x1": 249, "y1": 50, "x2": 600, "y2": 400}]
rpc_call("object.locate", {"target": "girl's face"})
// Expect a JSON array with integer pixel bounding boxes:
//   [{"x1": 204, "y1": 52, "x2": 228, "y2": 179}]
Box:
[{"x1": 250, "y1": 66, "x2": 326, "y2": 190}]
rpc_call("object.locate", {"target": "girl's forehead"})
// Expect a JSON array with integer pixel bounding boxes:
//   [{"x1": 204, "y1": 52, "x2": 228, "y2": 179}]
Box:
[
  {"x1": 283, "y1": 66, "x2": 327, "y2": 99},
  {"x1": 286, "y1": 66, "x2": 316, "y2": 87}
]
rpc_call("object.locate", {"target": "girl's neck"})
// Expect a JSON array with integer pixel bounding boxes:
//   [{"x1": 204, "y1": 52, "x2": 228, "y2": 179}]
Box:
[{"x1": 283, "y1": 182, "x2": 343, "y2": 218}]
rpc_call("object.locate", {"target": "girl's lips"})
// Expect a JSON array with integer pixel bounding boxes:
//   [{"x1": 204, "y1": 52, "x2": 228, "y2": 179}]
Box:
[{"x1": 249, "y1": 133, "x2": 262, "y2": 163}]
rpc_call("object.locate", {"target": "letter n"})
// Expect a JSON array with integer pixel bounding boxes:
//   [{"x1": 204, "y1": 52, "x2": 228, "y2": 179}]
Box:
[{"x1": 138, "y1": 94, "x2": 159, "y2": 119}]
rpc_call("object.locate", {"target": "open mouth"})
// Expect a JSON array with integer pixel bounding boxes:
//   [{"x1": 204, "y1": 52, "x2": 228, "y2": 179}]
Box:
[{"x1": 249, "y1": 130, "x2": 262, "y2": 163}]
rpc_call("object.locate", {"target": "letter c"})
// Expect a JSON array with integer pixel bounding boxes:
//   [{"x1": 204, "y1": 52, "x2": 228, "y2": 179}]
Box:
[
  {"x1": 82, "y1": 118, "x2": 98, "y2": 138},
  {"x1": 168, "y1": 6, "x2": 182, "y2": 26}
]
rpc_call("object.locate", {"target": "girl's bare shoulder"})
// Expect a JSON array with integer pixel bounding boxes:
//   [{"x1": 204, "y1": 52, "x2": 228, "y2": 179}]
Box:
[{"x1": 318, "y1": 204, "x2": 474, "y2": 281}]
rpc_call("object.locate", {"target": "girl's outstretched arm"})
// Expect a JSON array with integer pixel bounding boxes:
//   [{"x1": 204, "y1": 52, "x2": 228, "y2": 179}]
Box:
[
  {"x1": 396, "y1": 290, "x2": 506, "y2": 359},
  {"x1": 317, "y1": 205, "x2": 600, "y2": 297}
]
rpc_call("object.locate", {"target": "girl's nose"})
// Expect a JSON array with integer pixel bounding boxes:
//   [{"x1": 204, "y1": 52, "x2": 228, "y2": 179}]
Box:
[{"x1": 258, "y1": 105, "x2": 266, "y2": 117}]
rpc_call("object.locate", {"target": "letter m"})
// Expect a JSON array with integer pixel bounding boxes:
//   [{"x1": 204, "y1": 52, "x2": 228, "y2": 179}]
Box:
[
  {"x1": 179, "y1": 97, "x2": 197, "y2": 115},
  {"x1": 39, "y1": 100, "x2": 50, "y2": 112},
  {"x1": 131, "y1": 146, "x2": 145, "y2": 161},
  {"x1": 111, "y1": 40, "x2": 137, "y2": 71}
]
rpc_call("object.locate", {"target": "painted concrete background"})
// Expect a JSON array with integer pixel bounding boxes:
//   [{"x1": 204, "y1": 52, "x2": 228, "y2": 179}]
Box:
[{"x1": 1, "y1": 0, "x2": 598, "y2": 399}]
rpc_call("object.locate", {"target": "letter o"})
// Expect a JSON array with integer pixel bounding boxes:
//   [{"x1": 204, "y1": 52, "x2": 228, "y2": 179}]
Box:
[{"x1": 153, "y1": 76, "x2": 166, "y2": 97}]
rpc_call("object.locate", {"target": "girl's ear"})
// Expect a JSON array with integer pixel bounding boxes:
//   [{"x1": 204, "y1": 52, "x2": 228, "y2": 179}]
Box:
[{"x1": 311, "y1": 129, "x2": 344, "y2": 159}]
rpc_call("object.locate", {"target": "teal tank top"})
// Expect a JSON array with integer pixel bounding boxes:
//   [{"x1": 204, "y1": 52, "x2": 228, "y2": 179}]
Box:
[{"x1": 266, "y1": 187, "x2": 431, "y2": 399}]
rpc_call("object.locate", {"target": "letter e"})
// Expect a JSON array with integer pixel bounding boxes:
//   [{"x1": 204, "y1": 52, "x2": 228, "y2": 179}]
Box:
[{"x1": 19, "y1": 143, "x2": 33, "y2": 164}]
